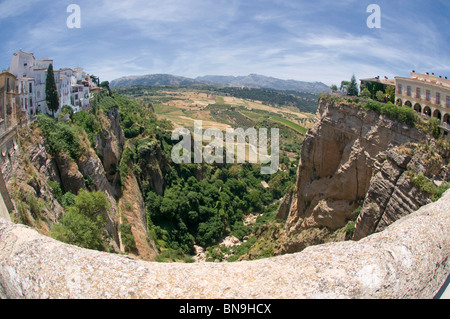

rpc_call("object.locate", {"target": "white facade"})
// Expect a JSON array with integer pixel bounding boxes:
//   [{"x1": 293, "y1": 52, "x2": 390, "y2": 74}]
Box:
[
  {"x1": 9, "y1": 51, "x2": 36, "y2": 79},
  {"x1": 8, "y1": 50, "x2": 93, "y2": 119},
  {"x1": 17, "y1": 78, "x2": 37, "y2": 121},
  {"x1": 34, "y1": 68, "x2": 48, "y2": 114}
]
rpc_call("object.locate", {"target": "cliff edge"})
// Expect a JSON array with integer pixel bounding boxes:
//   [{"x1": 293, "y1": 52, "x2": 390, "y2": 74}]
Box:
[{"x1": 281, "y1": 97, "x2": 448, "y2": 248}]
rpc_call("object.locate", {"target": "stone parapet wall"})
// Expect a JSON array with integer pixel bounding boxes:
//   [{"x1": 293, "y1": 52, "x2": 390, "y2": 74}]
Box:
[{"x1": 0, "y1": 191, "x2": 449, "y2": 299}]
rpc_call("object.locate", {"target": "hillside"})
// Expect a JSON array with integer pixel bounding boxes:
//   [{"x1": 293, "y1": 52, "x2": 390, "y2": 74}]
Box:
[
  {"x1": 115, "y1": 86, "x2": 316, "y2": 161},
  {"x1": 110, "y1": 73, "x2": 330, "y2": 95},
  {"x1": 196, "y1": 74, "x2": 330, "y2": 94},
  {"x1": 109, "y1": 74, "x2": 204, "y2": 89}
]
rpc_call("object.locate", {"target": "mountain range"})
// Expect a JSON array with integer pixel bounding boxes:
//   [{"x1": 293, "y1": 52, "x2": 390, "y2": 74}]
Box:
[{"x1": 109, "y1": 73, "x2": 330, "y2": 94}]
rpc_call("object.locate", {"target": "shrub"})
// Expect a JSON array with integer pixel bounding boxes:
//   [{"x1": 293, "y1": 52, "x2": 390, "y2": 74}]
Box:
[
  {"x1": 48, "y1": 180, "x2": 64, "y2": 203},
  {"x1": 61, "y1": 192, "x2": 76, "y2": 208},
  {"x1": 37, "y1": 114, "x2": 82, "y2": 160},
  {"x1": 345, "y1": 221, "x2": 356, "y2": 238},
  {"x1": 411, "y1": 172, "x2": 436, "y2": 195},
  {"x1": 50, "y1": 190, "x2": 111, "y2": 251},
  {"x1": 363, "y1": 100, "x2": 382, "y2": 113},
  {"x1": 119, "y1": 222, "x2": 137, "y2": 253},
  {"x1": 51, "y1": 207, "x2": 105, "y2": 251},
  {"x1": 433, "y1": 183, "x2": 450, "y2": 202},
  {"x1": 72, "y1": 111, "x2": 101, "y2": 146}
]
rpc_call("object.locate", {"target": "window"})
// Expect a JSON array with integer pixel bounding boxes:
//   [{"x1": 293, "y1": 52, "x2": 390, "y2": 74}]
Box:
[
  {"x1": 398, "y1": 84, "x2": 403, "y2": 94},
  {"x1": 29, "y1": 83, "x2": 33, "y2": 93},
  {"x1": 437, "y1": 93, "x2": 441, "y2": 104},
  {"x1": 447, "y1": 96, "x2": 450, "y2": 108},
  {"x1": 407, "y1": 86, "x2": 411, "y2": 96},
  {"x1": 416, "y1": 88, "x2": 421, "y2": 98},
  {"x1": 426, "y1": 90, "x2": 431, "y2": 101}
]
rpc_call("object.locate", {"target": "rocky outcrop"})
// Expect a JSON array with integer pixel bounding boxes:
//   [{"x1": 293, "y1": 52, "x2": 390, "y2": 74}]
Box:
[
  {"x1": 1, "y1": 190, "x2": 449, "y2": 299},
  {"x1": 55, "y1": 154, "x2": 86, "y2": 195},
  {"x1": 95, "y1": 108, "x2": 125, "y2": 185},
  {"x1": 135, "y1": 140, "x2": 165, "y2": 196},
  {"x1": 284, "y1": 97, "x2": 425, "y2": 237},
  {"x1": 7, "y1": 127, "x2": 65, "y2": 225},
  {"x1": 118, "y1": 173, "x2": 158, "y2": 260},
  {"x1": 354, "y1": 142, "x2": 449, "y2": 240},
  {"x1": 77, "y1": 150, "x2": 120, "y2": 249}
]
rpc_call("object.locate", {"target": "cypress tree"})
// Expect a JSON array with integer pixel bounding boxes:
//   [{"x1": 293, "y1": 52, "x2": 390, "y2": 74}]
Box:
[
  {"x1": 46, "y1": 64, "x2": 59, "y2": 118},
  {"x1": 347, "y1": 74, "x2": 359, "y2": 96}
]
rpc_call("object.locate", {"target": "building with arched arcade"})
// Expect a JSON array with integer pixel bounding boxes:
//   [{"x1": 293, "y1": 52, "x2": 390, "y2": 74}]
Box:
[{"x1": 395, "y1": 72, "x2": 450, "y2": 137}]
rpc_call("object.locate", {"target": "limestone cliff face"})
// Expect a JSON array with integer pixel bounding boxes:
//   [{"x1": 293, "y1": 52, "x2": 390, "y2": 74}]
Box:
[
  {"x1": 119, "y1": 174, "x2": 158, "y2": 261},
  {"x1": 7, "y1": 126, "x2": 65, "y2": 227},
  {"x1": 95, "y1": 108, "x2": 125, "y2": 186},
  {"x1": 284, "y1": 97, "x2": 429, "y2": 239},
  {"x1": 354, "y1": 142, "x2": 449, "y2": 240},
  {"x1": 6, "y1": 110, "x2": 158, "y2": 260}
]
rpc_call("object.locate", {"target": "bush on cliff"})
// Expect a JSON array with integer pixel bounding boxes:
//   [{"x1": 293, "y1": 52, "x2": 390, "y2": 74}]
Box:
[
  {"x1": 37, "y1": 114, "x2": 82, "y2": 160},
  {"x1": 51, "y1": 190, "x2": 111, "y2": 251}
]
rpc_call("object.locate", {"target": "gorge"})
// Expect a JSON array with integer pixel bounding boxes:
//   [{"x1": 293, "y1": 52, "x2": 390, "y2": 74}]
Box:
[{"x1": 0, "y1": 92, "x2": 449, "y2": 298}]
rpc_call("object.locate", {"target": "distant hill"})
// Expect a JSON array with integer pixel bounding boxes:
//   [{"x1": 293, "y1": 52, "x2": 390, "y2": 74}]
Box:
[
  {"x1": 109, "y1": 74, "x2": 204, "y2": 89},
  {"x1": 110, "y1": 73, "x2": 330, "y2": 94},
  {"x1": 196, "y1": 74, "x2": 330, "y2": 94}
]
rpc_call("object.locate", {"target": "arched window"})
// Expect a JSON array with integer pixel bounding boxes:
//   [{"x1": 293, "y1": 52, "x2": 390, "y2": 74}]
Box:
[
  {"x1": 443, "y1": 113, "x2": 450, "y2": 125},
  {"x1": 414, "y1": 104, "x2": 422, "y2": 113},
  {"x1": 433, "y1": 109, "x2": 442, "y2": 121}
]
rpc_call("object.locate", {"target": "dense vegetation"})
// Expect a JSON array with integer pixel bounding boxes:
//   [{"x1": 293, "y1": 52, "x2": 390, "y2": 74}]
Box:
[
  {"x1": 51, "y1": 190, "x2": 111, "y2": 251},
  {"x1": 91, "y1": 90, "x2": 298, "y2": 260},
  {"x1": 213, "y1": 87, "x2": 319, "y2": 113}
]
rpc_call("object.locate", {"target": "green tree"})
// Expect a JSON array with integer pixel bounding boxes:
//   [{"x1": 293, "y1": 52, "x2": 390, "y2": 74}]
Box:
[
  {"x1": 51, "y1": 208, "x2": 105, "y2": 251},
  {"x1": 61, "y1": 105, "x2": 74, "y2": 121},
  {"x1": 100, "y1": 81, "x2": 111, "y2": 96},
  {"x1": 360, "y1": 88, "x2": 371, "y2": 99},
  {"x1": 50, "y1": 190, "x2": 111, "y2": 251},
  {"x1": 46, "y1": 64, "x2": 59, "y2": 118},
  {"x1": 331, "y1": 84, "x2": 338, "y2": 91},
  {"x1": 340, "y1": 81, "x2": 350, "y2": 91},
  {"x1": 347, "y1": 74, "x2": 359, "y2": 96},
  {"x1": 385, "y1": 85, "x2": 396, "y2": 104},
  {"x1": 376, "y1": 90, "x2": 386, "y2": 102}
]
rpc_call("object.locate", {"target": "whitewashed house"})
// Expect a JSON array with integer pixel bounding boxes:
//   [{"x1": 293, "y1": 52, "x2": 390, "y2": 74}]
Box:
[{"x1": 8, "y1": 50, "x2": 93, "y2": 119}]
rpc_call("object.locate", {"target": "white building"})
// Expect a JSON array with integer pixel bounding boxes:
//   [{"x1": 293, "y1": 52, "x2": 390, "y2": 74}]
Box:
[
  {"x1": 17, "y1": 78, "x2": 37, "y2": 121},
  {"x1": 8, "y1": 50, "x2": 93, "y2": 119}
]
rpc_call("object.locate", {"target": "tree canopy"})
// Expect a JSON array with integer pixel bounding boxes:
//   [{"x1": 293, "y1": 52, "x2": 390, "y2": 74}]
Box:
[{"x1": 347, "y1": 74, "x2": 359, "y2": 96}]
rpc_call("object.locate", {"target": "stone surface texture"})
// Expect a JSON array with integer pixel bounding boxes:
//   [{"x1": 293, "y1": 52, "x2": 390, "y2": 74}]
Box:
[{"x1": 0, "y1": 190, "x2": 449, "y2": 299}]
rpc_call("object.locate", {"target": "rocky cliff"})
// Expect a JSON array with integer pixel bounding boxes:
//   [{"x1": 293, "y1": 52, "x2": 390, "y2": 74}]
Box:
[
  {"x1": 5, "y1": 109, "x2": 158, "y2": 260},
  {"x1": 281, "y1": 96, "x2": 449, "y2": 247}
]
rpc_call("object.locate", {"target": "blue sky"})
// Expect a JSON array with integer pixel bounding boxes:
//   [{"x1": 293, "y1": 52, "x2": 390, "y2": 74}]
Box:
[{"x1": 0, "y1": 0, "x2": 449, "y2": 86}]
